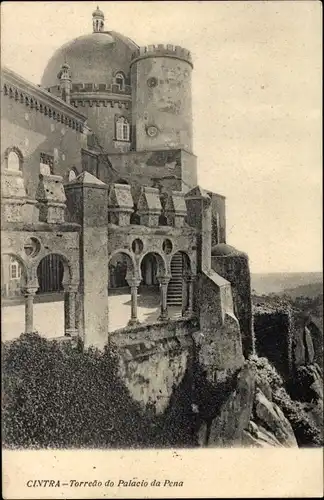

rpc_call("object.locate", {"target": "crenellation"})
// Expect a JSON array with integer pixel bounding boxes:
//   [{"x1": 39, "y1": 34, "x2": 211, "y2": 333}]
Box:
[{"x1": 131, "y1": 44, "x2": 193, "y2": 67}]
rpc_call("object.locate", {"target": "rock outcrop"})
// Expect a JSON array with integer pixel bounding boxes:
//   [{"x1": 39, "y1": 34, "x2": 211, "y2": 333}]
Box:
[
  {"x1": 246, "y1": 389, "x2": 297, "y2": 447},
  {"x1": 193, "y1": 361, "x2": 298, "y2": 448}
]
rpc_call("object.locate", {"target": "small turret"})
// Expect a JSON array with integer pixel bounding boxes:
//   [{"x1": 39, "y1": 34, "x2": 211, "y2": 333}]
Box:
[
  {"x1": 57, "y1": 61, "x2": 72, "y2": 104},
  {"x1": 92, "y1": 6, "x2": 105, "y2": 33}
]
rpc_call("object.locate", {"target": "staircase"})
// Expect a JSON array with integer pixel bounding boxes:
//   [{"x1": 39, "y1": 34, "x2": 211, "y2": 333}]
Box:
[{"x1": 167, "y1": 253, "x2": 183, "y2": 307}]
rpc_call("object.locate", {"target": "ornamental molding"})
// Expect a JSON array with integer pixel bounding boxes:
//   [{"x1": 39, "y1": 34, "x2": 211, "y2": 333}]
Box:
[
  {"x1": 70, "y1": 95, "x2": 131, "y2": 110},
  {"x1": 1, "y1": 66, "x2": 87, "y2": 133}
]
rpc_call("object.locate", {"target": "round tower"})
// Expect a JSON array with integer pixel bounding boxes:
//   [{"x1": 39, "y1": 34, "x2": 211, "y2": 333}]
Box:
[{"x1": 130, "y1": 44, "x2": 193, "y2": 153}]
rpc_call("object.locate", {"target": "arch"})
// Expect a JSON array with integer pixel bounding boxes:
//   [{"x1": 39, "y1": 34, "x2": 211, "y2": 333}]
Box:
[
  {"x1": 140, "y1": 254, "x2": 159, "y2": 287},
  {"x1": 36, "y1": 252, "x2": 72, "y2": 294},
  {"x1": 68, "y1": 167, "x2": 78, "y2": 181},
  {"x1": 167, "y1": 251, "x2": 192, "y2": 311},
  {"x1": 114, "y1": 71, "x2": 126, "y2": 91},
  {"x1": 108, "y1": 250, "x2": 136, "y2": 288},
  {"x1": 4, "y1": 146, "x2": 23, "y2": 171},
  {"x1": 139, "y1": 251, "x2": 167, "y2": 281},
  {"x1": 171, "y1": 250, "x2": 194, "y2": 275},
  {"x1": 130, "y1": 211, "x2": 140, "y2": 225},
  {"x1": 158, "y1": 214, "x2": 168, "y2": 226},
  {"x1": 40, "y1": 152, "x2": 54, "y2": 175},
  {"x1": 1, "y1": 253, "x2": 27, "y2": 298}
]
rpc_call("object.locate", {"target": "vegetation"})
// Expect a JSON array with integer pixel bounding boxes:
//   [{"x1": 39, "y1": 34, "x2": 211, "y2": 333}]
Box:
[
  {"x1": 2, "y1": 333, "x2": 198, "y2": 449},
  {"x1": 2, "y1": 333, "x2": 153, "y2": 449},
  {"x1": 247, "y1": 355, "x2": 323, "y2": 447}
]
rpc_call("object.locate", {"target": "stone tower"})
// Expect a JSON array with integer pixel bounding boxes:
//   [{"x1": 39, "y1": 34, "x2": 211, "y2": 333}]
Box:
[
  {"x1": 130, "y1": 45, "x2": 194, "y2": 153},
  {"x1": 57, "y1": 61, "x2": 72, "y2": 104}
]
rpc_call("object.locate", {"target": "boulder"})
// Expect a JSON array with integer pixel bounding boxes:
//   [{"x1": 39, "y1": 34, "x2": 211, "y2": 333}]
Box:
[
  {"x1": 207, "y1": 366, "x2": 255, "y2": 446},
  {"x1": 254, "y1": 389, "x2": 297, "y2": 447},
  {"x1": 243, "y1": 420, "x2": 284, "y2": 448}
]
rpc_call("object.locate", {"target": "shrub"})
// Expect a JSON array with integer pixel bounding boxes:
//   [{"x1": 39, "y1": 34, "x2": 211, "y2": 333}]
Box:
[
  {"x1": 273, "y1": 387, "x2": 323, "y2": 447},
  {"x1": 247, "y1": 354, "x2": 323, "y2": 447},
  {"x1": 247, "y1": 354, "x2": 283, "y2": 391},
  {"x1": 2, "y1": 333, "x2": 153, "y2": 449}
]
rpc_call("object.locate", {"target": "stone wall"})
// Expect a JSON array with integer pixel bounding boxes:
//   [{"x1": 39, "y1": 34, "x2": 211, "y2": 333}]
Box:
[
  {"x1": 207, "y1": 191, "x2": 226, "y2": 245},
  {"x1": 197, "y1": 271, "x2": 244, "y2": 377},
  {"x1": 253, "y1": 303, "x2": 293, "y2": 381},
  {"x1": 110, "y1": 318, "x2": 197, "y2": 414},
  {"x1": 98, "y1": 149, "x2": 197, "y2": 193},
  {"x1": 65, "y1": 173, "x2": 109, "y2": 349},
  {"x1": 212, "y1": 254, "x2": 254, "y2": 357},
  {"x1": 1, "y1": 225, "x2": 80, "y2": 286},
  {"x1": 131, "y1": 54, "x2": 193, "y2": 153},
  {"x1": 1, "y1": 72, "x2": 87, "y2": 199},
  {"x1": 81, "y1": 103, "x2": 131, "y2": 154},
  {"x1": 108, "y1": 224, "x2": 197, "y2": 278}
]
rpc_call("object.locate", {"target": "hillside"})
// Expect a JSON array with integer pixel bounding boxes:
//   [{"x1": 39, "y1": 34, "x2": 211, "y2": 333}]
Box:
[
  {"x1": 251, "y1": 272, "x2": 323, "y2": 296},
  {"x1": 278, "y1": 283, "x2": 323, "y2": 300}
]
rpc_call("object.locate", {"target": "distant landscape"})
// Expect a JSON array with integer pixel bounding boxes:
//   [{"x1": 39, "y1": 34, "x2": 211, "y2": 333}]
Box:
[
  {"x1": 251, "y1": 272, "x2": 323, "y2": 296},
  {"x1": 251, "y1": 271, "x2": 323, "y2": 330}
]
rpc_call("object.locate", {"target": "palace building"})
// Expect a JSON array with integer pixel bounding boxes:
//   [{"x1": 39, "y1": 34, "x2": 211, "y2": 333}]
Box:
[{"x1": 1, "y1": 7, "x2": 253, "y2": 365}]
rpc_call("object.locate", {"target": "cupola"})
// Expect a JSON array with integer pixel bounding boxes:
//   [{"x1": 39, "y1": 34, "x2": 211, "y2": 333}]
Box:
[
  {"x1": 92, "y1": 6, "x2": 105, "y2": 33},
  {"x1": 57, "y1": 61, "x2": 72, "y2": 103}
]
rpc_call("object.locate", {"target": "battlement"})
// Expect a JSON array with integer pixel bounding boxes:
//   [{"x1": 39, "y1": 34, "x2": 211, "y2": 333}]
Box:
[{"x1": 131, "y1": 44, "x2": 193, "y2": 67}]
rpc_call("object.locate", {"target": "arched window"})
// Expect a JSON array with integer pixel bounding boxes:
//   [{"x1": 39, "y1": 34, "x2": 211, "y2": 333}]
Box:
[
  {"x1": 5, "y1": 147, "x2": 23, "y2": 172},
  {"x1": 7, "y1": 151, "x2": 20, "y2": 172},
  {"x1": 40, "y1": 152, "x2": 54, "y2": 175},
  {"x1": 115, "y1": 72, "x2": 125, "y2": 91},
  {"x1": 68, "y1": 168, "x2": 77, "y2": 181},
  {"x1": 115, "y1": 116, "x2": 130, "y2": 142},
  {"x1": 9, "y1": 257, "x2": 22, "y2": 280}
]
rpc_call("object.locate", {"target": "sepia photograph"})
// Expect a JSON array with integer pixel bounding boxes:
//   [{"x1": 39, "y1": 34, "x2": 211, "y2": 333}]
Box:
[{"x1": 1, "y1": 0, "x2": 323, "y2": 498}]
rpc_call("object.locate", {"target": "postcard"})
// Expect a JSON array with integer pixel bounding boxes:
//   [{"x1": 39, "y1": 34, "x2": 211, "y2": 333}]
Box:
[{"x1": 1, "y1": 1, "x2": 323, "y2": 498}]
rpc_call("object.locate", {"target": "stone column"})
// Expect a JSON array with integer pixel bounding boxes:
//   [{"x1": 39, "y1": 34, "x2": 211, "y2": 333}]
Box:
[
  {"x1": 183, "y1": 275, "x2": 195, "y2": 317},
  {"x1": 157, "y1": 276, "x2": 171, "y2": 321},
  {"x1": 64, "y1": 284, "x2": 78, "y2": 337},
  {"x1": 24, "y1": 286, "x2": 38, "y2": 334},
  {"x1": 127, "y1": 278, "x2": 141, "y2": 326}
]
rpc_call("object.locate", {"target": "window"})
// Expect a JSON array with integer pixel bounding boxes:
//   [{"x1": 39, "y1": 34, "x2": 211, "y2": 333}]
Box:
[
  {"x1": 68, "y1": 169, "x2": 77, "y2": 181},
  {"x1": 115, "y1": 72, "x2": 125, "y2": 91},
  {"x1": 7, "y1": 151, "x2": 20, "y2": 171},
  {"x1": 115, "y1": 116, "x2": 130, "y2": 142},
  {"x1": 5, "y1": 148, "x2": 23, "y2": 172},
  {"x1": 40, "y1": 152, "x2": 54, "y2": 175},
  {"x1": 10, "y1": 257, "x2": 22, "y2": 280}
]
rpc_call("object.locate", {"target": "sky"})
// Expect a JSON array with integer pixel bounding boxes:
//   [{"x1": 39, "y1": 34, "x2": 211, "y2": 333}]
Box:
[{"x1": 1, "y1": 1, "x2": 322, "y2": 273}]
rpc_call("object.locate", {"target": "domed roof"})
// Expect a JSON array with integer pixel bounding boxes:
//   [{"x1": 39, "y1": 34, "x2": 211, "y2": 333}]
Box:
[
  {"x1": 92, "y1": 6, "x2": 104, "y2": 18},
  {"x1": 41, "y1": 31, "x2": 138, "y2": 88},
  {"x1": 211, "y1": 243, "x2": 248, "y2": 258}
]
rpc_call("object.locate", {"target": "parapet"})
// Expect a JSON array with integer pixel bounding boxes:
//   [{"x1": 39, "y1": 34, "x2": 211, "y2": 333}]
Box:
[{"x1": 130, "y1": 44, "x2": 193, "y2": 68}]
